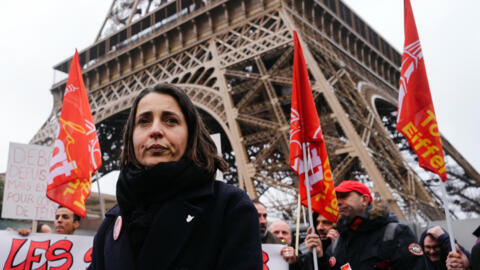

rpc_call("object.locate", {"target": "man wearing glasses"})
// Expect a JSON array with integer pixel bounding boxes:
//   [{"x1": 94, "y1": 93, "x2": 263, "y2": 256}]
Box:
[{"x1": 420, "y1": 226, "x2": 470, "y2": 270}]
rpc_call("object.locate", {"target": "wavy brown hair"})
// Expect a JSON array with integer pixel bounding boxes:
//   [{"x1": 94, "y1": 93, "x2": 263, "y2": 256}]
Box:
[{"x1": 120, "y1": 83, "x2": 228, "y2": 174}]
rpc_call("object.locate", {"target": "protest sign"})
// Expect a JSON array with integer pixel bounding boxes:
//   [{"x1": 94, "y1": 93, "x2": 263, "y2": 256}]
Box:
[
  {"x1": 2, "y1": 143, "x2": 57, "y2": 221},
  {"x1": 262, "y1": 244, "x2": 288, "y2": 270},
  {"x1": 0, "y1": 230, "x2": 92, "y2": 269},
  {"x1": 0, "y1": 233, "x2": 287, "y2": 269}
]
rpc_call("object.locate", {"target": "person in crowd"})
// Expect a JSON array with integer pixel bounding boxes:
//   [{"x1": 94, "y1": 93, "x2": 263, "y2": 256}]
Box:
[
  {"x1": 269, "y1": 220, "x2": 299, "y2": 266},
  {"x1": 420, "y1": 226, "x2": 470, "y2": 270},
  {"x1": 89, "y1": 84, "x2": 262, "y2": 269},
  {"x1": 317, "y1": 180, "x2": 427, "y2": 269},
  {"x1": 303, "y1": 213, "x2": 339, "y2": 256},
  {"x1": 18, "y1": 206, "x2": 79, "y2": 236},
  {"x1": 37, "y1": 223, "x2": 52, "y2": 233},
  {"x1": 270, "y1": 220, "x2": 293, "y2": 245},
  {"x1": 253, "y1": 199, "x2": 282, "y2": 244}
]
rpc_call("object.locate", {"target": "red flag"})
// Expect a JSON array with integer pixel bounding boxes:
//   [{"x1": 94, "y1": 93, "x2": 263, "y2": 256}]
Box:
[
  {"x1": 289, "y1": 31, "x2": 338, "y2": 222},
  {"x1": 397, "y1": 0, "x2": 447, "y2": 181},
  {"x1": 47, "y1": 50, "x2": 102, "y2": 217}
]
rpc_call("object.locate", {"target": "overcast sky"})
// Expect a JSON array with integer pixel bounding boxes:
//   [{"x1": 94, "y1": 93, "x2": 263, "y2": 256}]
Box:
[{"x1": 1, "y1": 1, "x2": 478, "y2": 175}]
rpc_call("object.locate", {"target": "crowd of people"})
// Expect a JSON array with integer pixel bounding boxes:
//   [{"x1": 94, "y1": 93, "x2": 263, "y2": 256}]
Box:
[
  {"x1": 11, "y1": 83, "x2": 479, "y2": 269},
  {"x1": 255, "y1": 180, "x2": 478, "y2": 270}
]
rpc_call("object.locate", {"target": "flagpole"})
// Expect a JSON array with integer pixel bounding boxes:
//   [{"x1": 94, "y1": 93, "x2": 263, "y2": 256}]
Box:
[
  {"x1": 439, "y1": 180, "x2": 456, "y2": 251},
  {"x1": 32, "y1": 220, "x2": 38, "y2": 233},
  {"x1": 302, "y1": 142, "x2": 319, "y2": 270},
  {"x1": 95, "y1": 172, "x2": 106, "y2": 220},
  {"x1": 295, "y1": 194, "x2": 301, "y2": 257},
  {"x1": 302, "y1": 206, "x2": 307, "y2": 224}
]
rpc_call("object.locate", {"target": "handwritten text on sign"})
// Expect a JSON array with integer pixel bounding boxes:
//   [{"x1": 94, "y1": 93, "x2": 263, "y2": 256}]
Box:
[{"x1": 2, "y1": 143, "x2": 57, "y2": 221}]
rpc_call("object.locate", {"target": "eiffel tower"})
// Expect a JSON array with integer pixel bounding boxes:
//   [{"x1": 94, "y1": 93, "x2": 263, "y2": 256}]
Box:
[{"x1": 30, "y1": 0, "x2": 480, "y2": 222}]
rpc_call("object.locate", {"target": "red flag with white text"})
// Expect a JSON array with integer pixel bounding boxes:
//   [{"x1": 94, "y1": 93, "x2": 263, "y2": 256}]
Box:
[
  {"x1": 289, "y1": 31, "x2": 338, "y2": 222},
  {"x1": 47, "y1": 50, "x2": 102, "y2": 217},
  {"x1": 397, "y1": 0, "x2": 447, "y2": 181}
]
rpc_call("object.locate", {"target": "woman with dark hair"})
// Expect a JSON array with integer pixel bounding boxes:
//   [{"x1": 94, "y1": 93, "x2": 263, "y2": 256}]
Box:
[{"x1": 89, "y1": 84, "x2": 262, "y2": 269}]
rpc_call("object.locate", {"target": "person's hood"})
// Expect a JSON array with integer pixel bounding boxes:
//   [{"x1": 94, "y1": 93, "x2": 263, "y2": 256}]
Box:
[
  {"x1": 367, "y1": 200, "x2": 396, "y2": 222},
  {"x1": 419, "y1": 226, "x2": 449, "y2": 248}
]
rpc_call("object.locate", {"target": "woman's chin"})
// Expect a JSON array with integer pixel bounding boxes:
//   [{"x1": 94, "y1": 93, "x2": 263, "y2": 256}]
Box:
[{"x1": 140, "y1": 156, "x2": 179, "y2": 166}]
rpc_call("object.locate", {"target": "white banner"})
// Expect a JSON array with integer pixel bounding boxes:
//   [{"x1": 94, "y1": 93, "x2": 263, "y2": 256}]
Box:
[
  {"x1": 262, "y1": 244, "x2": 288, "y2": 270},
  {"x1": 0, "y1": 230, "x2": 92, "y2": 269},
  {"x1": 2, "y1": 143, "x2": 57, "y2": 221},
  {"x1": 0, "y1": 232, "x2": 287, "y2": 269}
]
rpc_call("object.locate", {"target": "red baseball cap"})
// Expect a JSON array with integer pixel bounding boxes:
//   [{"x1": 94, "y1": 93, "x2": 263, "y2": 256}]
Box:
[{"x1": 335, "y1": 180, "x2": 373, "y2": 203}]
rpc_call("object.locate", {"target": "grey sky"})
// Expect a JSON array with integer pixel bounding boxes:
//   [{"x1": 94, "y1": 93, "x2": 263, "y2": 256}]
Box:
[{"x1": 1, "y1": 1, "x2": 478, "y2": 175}]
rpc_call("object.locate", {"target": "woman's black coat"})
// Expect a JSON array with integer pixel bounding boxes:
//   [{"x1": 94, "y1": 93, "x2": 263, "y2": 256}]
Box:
[{"x1": 88, "y1": 180, "x2": 263, "y2": 270}]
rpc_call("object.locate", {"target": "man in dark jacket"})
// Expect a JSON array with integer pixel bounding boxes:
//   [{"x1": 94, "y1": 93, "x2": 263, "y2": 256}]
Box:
[
  {"x1": 303, "y1": 213, "x2": 339, "y2": 256},
  {"x1": 253, "y1": 200, "x2": 282, "y2": 244},
  {"x1": 299, "y1": 213, "x2": 339, "y2": 270},
  {"x1": 317, "y1": 180, "x2": 427, "y2": 270},
  {"x1": 419, "y1": 226, "x2": 470, "y2": 270}
]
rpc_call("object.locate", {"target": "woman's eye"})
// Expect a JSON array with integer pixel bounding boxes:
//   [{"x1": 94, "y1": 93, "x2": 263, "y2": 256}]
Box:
[
  {"x1": 166, "y1": 118, "x2": 179, "y2": 125},
  {"x1": 137, "y1": 117, "x2": 150, "y2": 125}
]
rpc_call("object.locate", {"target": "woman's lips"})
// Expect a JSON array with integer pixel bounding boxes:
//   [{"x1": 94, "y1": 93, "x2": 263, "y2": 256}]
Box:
[{"x1": 147, "y1": 144, "x2": 168, "y2": 153}]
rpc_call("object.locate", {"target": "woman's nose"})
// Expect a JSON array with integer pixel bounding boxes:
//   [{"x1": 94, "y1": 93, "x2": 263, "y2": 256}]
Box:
[{"x1": 150, "y1": 121, "x2": 164, "y2": 138}]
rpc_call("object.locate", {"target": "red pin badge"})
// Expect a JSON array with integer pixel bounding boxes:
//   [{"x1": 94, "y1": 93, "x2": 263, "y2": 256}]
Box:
[
  {"x1": 329, "y1": 257, "x2": 336, "y2": 267},
  {"x1": 113, "y1": 216, "x2": 123, "y2": 240}
]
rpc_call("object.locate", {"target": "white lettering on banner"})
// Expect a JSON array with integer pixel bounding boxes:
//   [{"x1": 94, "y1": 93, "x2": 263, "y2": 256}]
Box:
[
  {"x1": 48, "y1": 139, "x2": 77, "y2": 184},
  {"x1": 262, "y1": 244, "x2": 288, "y2": 270},
  {"x1": 2, "y1": 143, "x2": 57, "y2": 221},
  {"x1": 289, "y1": 109, "x2": 302, "y2": 149},
  {"x1": 85, "y1": 119, "x2": 96, "y2": 135},
  {"x1": 307, "y1": 147, "x2": 323, "y2": 187},
  {"x1": 88, "y1": 138, "x2": 101, "y2": 170},
  {"x1": 64, "y1": 83, "x2": 79, "y2": 96},
  {"x1": 398, "y1": 40, "x2": 423, "y2": 121},
  {"x1": 0, "y1": 230, "x2": 92, "y2": 269},
  {"x1": 292, "y1": 146, "x2": 324, "y2": 187},
  {"x1": 312, "y1": 126, "x2": 322, "y2": 140}
]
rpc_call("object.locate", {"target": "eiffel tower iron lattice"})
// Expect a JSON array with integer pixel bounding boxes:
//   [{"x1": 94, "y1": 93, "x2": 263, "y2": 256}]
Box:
[{"x1": 31, "y1": 0, "x2": 480, "y2": 221}]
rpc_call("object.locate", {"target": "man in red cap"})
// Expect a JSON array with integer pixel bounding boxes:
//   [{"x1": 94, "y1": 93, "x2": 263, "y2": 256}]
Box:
[{"x1": 314, "y1": 180, "x2": 427, "y2": 270}]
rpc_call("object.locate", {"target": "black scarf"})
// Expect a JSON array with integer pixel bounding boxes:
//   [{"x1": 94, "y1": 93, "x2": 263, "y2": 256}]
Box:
[{"x1": 116, "y1": 158, "x2": 213, "y2": 258}]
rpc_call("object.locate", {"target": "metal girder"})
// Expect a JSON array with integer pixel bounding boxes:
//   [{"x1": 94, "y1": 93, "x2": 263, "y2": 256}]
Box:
[{"x1": 31, "y1": 0, "x2": 480, "y2": 221}]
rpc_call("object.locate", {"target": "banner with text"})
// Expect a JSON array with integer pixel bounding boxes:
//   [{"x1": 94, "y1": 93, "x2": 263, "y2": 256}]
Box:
[
  {"x1": 2, "y1": 143, "x2": 57, "y2": 221},
  {"x1": 262, "y1": 244, "x2": 288, "y2": 270},
  {"x1": 0, "y1": 230, "x2": 92, "y2": 269},
  {"x1": 0, "y1": 232, "x2": 287, "y2": 269}
]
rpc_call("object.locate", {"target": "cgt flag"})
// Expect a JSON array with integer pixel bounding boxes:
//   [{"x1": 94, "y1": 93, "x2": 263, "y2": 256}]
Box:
[
  {"x1": 47, "y1": 50, "x2": 102, "y2": 217},
  {"x1": 397, "y1": 0, "x2": 447, "y2": 181},
  {"x1": 289, "y1": 31, "x2": 338, "y2": 223}
]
